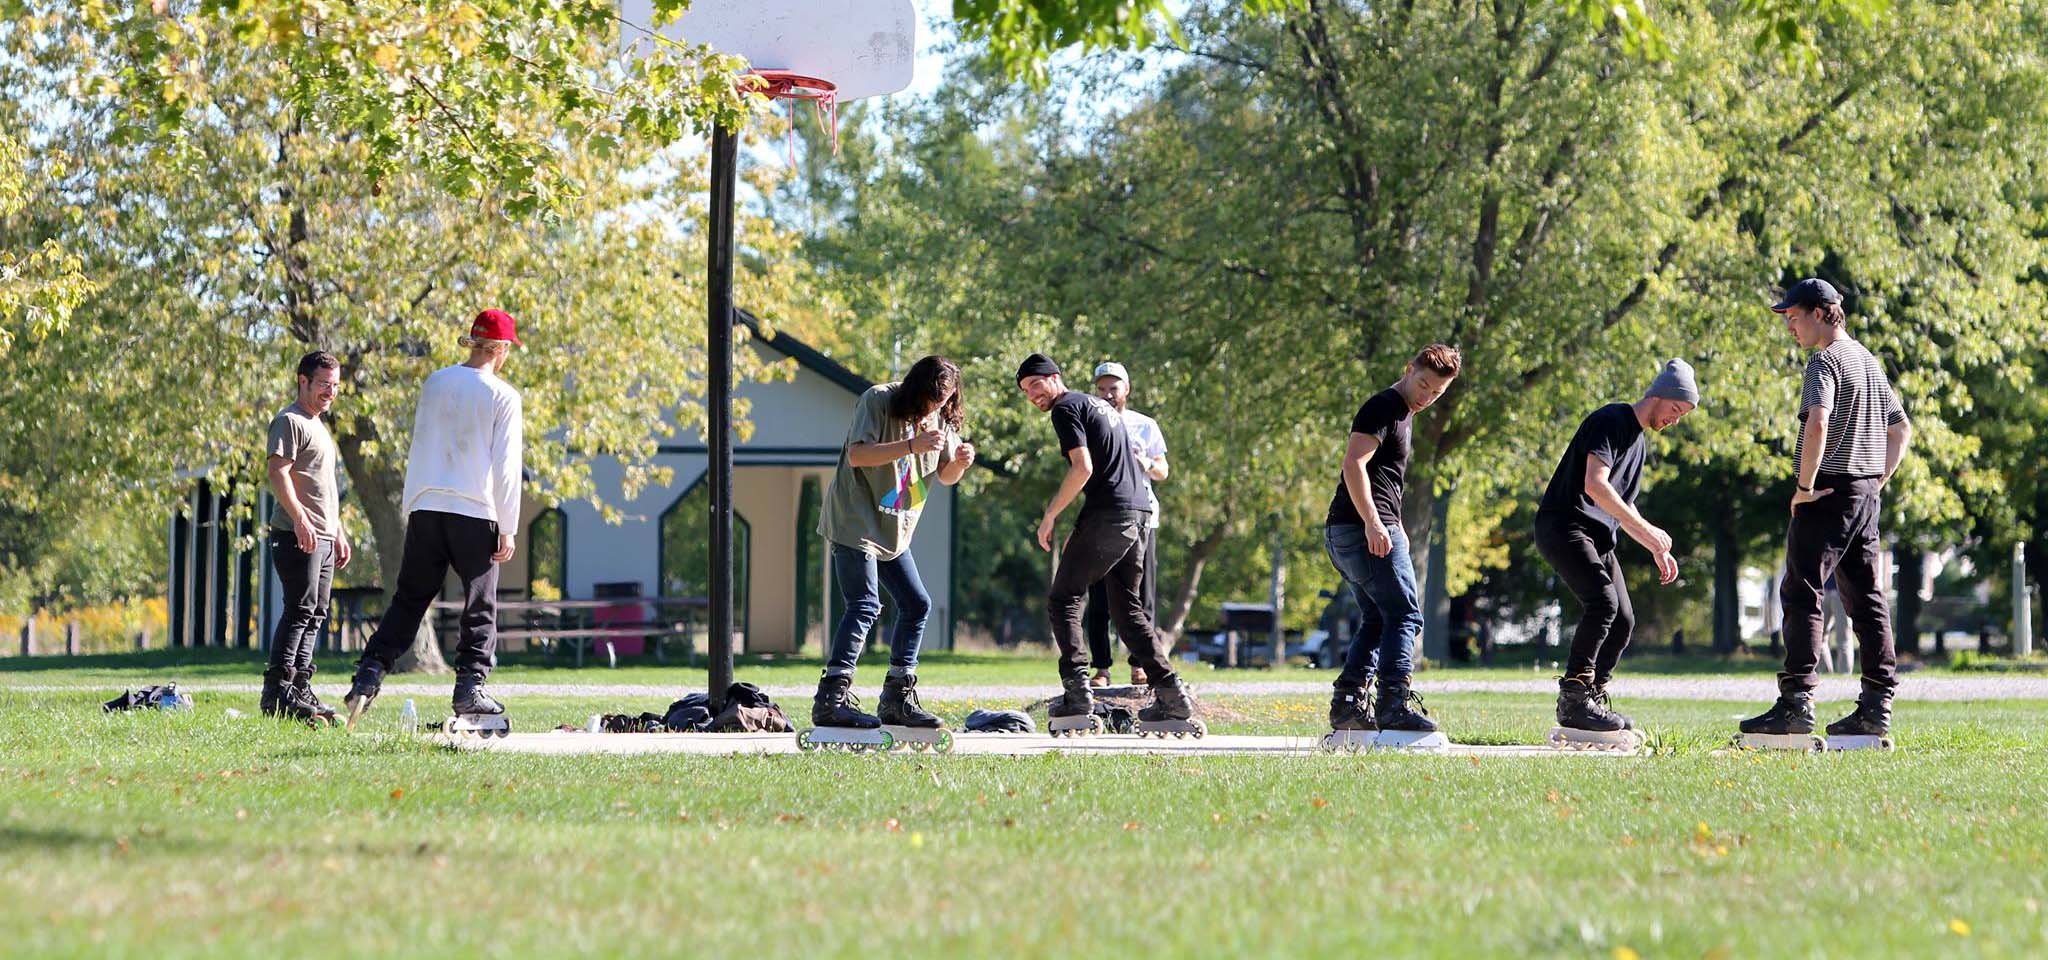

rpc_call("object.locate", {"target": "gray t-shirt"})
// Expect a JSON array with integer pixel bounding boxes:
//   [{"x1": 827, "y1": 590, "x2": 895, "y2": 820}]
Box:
[
  {"x1": 819, "y1": 384, "x2": 954, "y2": 560},
  {"x1": 1796, "y1": 338, "x2": 1907, "y2": 478},
  {"x1": 266, "y1": 403, "x2": 341, "y2": 541}
]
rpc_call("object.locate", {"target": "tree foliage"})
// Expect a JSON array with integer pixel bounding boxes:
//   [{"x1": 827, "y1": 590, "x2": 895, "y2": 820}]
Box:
[
  {"x1": 0, "y1": 15, "x2": 823, "y2": 665},
  {"x1": 787, "y1": 0, "x2": 2048, "y2": 641}
]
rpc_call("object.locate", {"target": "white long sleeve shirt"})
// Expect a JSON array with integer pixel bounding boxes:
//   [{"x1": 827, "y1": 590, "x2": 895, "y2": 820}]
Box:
[{"x1": 400, "y1": 364, "x2": 524, "y2": 528}]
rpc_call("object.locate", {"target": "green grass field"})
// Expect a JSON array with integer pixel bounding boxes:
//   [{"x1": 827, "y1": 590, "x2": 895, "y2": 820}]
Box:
[{"x1": 3, "y1": 654, "x2": 2045, "y2": 959}]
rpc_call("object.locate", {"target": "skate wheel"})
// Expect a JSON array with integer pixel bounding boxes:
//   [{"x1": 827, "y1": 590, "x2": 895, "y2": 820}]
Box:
[
  {"x1": 1191, "y1": 723, "x2": 1206, "y2": 739},
  {"x1": 910, "y1": 740, "x2": 928, "y2": 753},
  {"x1": 797, "y1": 730, "x2": 816, "y2": 752},
  {"x1": 1319, "y1": 733, "x2": 1336, "y2": 753},
  {"x1": 934, "y1": 731, "x2": 953, "y2": 755},
  {"x1": 1345, "y1": 742, "x2": 1362, "y2": 755}
]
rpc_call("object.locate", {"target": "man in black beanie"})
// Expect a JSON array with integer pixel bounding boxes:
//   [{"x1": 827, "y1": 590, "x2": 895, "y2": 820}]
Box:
[
  {"x1": 1015, "y1": 353, "x2": 1202, "y2": 736},
  {"x1": 1534, "y1": 358, "x2": 1698, "y2": 748}
]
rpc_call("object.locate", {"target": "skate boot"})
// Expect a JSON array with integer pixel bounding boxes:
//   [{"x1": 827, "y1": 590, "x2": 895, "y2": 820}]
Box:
[
  {"x1": 291, "y1": 664, "x2": 339, "y2": 726},
  {"x1": 1550, "y1": 677, "x2": 1643, "y2": 752},
  {"x1": 1822, "y1": 694, "x2": 1894, "y2": 751},
  {"x1": 1370, "y1": 679, "x2": 1447, "y2": 751},
  {"x1": 877, "y1": 674, "x2": 952, "y2": 754},
  {"x1": 1592, "y1": 678, "x2": 1635, "y2": 730},
  {"x1": 1136, "y1": 673, "x2": 1205, "y2": 739},
  {"x1": 1046, "y1": 676, "x2": 1101, "y2": 737},
  {"x1": 342, "y1": 660, "x2": 385, "y2": 731},
  {"x1": 1320, "y1": 685, "x2": 1377, "y2": 753},
  {"x1": 260, "y1": 667, "x2": 290, "y2": 718},
  {"x1": 1735, "y1": 691, "x2": 1819, "y2": 751},
  {"x1": 446, "y1": 670, "x2": 510, "y2": 738},
  {"x1": 798, "y1": 673, "x2": 891, "y2": 753}
]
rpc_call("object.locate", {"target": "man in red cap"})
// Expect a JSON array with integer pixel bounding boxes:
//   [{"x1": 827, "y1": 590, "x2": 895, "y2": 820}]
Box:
[{"x1": 345, "y1": 309, "x2": 526, "y2": 733}]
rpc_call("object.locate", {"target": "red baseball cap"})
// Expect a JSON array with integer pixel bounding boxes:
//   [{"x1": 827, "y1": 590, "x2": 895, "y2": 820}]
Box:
[{"x1": 470, "y1": 308, "x2": 523, "y2": 346}]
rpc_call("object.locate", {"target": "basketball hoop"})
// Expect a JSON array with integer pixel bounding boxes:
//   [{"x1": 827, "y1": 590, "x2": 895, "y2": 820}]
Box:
[{"x1": 749, "y1": 68, "x2": 839, "y2": 163}]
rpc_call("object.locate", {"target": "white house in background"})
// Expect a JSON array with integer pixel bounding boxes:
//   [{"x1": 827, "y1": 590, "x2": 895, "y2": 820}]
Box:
[{"x1": 246, "y1": 310, "x2": 957, "y2": 656}]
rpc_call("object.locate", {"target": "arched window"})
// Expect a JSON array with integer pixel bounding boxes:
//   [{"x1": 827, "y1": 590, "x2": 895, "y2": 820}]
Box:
[
  {"x1": 527, "y1": 507, "x2": 567, "y2": 601},
  {"x1": 659, "y1": 478, "x2": 750, "y2": 637}
]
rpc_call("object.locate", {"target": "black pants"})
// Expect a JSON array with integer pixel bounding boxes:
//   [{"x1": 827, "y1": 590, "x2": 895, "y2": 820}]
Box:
[
  {"x1": 1049, "y1": 509, "x2": 1175, "y2": 684},
  {"x1": 1085, "y1": 523, "x2": 1158, "y2": 670},
  {"x1": 1780, "y1": 474, "x2": 1897, "y2": 697},
  {"x1": 267, "y1": 532, "x2": 334, "y2": 681},
  {"x1": 1534, "y1": 515, "x2": 1633, "y2": 685},
  {"x1": 359, "y1": 510, "x2": 501, "y2": 678}
]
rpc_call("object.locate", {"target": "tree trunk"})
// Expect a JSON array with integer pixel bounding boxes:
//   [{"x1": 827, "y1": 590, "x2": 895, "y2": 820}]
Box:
[
  {"x1": 1894, "y1": 545, "x2": 1923, "y2": 660},
  {"x1": 1159, "y1": 518, "x2": 1232, "y2": 643},
  {"x1": 1712, "y1": 500, "x2": 1741, "y2": 654},
  {"x1": 1399, "y1": 467, "x2": 1452, "y2": 664},
  {"x1": 338, "y1": 425, "x2": 449, "y2": 675}
]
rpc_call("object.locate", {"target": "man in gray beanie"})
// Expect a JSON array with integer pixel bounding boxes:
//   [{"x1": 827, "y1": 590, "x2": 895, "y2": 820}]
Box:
[{"x1": 1532, "y1": 358, "x2": 1698, "y2": 747}]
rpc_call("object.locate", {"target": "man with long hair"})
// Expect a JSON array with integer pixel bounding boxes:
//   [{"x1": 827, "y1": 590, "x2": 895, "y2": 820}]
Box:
[
  {"x1": 809, "y1": 355, "x2": 975, "y2": 745},
  {"x1": 1741, "y1": 279, "x2": 1912, "y2": 747},
  {"x1": 1018, "y1": 353, "x2": 1201, "y2": 736},
  {"x1": 1323, "y1": 344, "x2": 1460, "y2": 742},
  {"x1": 344, "y1": 309, "x2": 525, "y2": 733}
]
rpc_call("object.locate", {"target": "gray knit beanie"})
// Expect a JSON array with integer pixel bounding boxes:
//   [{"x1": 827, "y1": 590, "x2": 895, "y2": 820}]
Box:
[{"x1": 1646, "y1": 358, "x2": 1699, "y2": 405}]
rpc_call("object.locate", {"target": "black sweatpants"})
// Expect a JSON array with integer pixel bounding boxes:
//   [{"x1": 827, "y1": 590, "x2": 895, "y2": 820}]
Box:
[
  {"x1": 1049, "y1": 509, "x2": 1175, "y2": 684},
  {"x1": 1534, "y1": 514, "x2": 1634, "y2": 685},
  {"x1": 1085, "y1": 523, "x2": 1158, "y2": 670},
  {"x1": 267, "y1": 532, "x2": 334, "y2": 681},
  {"x1": 359, "y1": 510, "x2": 501, "y2": 678},
  {"x1": 1780, "y1": 474, "x2": 1897, "y2": 697}
]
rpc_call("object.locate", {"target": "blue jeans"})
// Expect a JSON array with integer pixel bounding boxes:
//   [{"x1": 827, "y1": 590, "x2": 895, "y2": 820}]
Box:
[
  {"x1": 1325, "y1": 522, "x2": 1421, "y2": 689},
  {"x1": 825, "y1": 543, "x2": 931, "y2": 677}
]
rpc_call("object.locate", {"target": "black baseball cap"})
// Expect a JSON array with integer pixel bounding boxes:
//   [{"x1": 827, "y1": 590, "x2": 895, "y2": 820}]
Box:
[{"x1": 1771, "y1": 278, "x2": 1841, "y2": 313}]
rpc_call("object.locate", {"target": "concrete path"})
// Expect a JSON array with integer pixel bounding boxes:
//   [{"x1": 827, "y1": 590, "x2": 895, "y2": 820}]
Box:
[
  {"x1": 17, "y1": 674, "x2": 2048, "y2": 702},
  {"x1": 433, "y1": 730, "x2": 1630, "y2": 759}
]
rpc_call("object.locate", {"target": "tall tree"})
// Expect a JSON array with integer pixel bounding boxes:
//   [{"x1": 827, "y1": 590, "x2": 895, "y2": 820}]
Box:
[
  {"x1": 1, "y1": 22, "x2": 820, "y2": 668},
  {"x1": 784, "y1": 0, "x2": 2048, "y2": 647}
]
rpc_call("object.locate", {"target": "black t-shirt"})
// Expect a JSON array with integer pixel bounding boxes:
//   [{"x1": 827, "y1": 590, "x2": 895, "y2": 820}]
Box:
[
  {"x1": 1050, "y1": 391, "x2": 1151, "y2": 517},
  {"x1": 1537, "y1": 402, "x2": 1648, "y2": 545},
  {"x1": 1324, "y1": 388, "x2": 1412, "y2": 528}
]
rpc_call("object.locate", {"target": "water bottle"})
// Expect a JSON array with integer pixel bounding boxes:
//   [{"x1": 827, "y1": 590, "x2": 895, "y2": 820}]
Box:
[{"x1": 400, "y1": 699, "x2": 418, "y2": 735}]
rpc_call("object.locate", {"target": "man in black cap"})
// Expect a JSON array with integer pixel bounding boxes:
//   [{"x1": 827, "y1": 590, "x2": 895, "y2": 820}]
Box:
[
  {"x1": 1740, "y1": 279, "x2": 1912, "y2": 747},
  {"x1": 1016, "y1": 353, "x2": 1202, "y2": 735},
  {"x1": 1535, "y1": 359, "x2": 1698, "y2": 746}
]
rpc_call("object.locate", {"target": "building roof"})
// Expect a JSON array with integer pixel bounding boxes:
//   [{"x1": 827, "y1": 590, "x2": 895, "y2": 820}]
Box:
[{"x1": 735, "y1": 308, "x2": 872, "y2": 397}]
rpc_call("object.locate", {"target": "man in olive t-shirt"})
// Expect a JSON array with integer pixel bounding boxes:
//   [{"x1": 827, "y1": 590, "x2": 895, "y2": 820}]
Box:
[{"x1": 262, "y1": 351, "x2": 351, "y2": 723}]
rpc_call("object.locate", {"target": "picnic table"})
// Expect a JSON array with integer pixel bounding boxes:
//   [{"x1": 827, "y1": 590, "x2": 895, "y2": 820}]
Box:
[{"x1": 431, "y1": 596, "x2": 708, "y2": 667}]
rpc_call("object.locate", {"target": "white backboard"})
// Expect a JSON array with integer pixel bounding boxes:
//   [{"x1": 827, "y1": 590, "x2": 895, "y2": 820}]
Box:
[{"x1": 618, "y1": 0, "x2": 917, "y2": 102}]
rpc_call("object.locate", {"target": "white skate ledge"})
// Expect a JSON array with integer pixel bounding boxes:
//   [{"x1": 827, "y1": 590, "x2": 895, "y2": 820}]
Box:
[{"x1": 430, "y1": 731, "x2": 1631, "y2": 759}]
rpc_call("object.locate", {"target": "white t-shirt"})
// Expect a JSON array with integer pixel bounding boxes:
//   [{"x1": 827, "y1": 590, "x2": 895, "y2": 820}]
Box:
[
  {"x1": 400, "y1": 364, "x2": 524, "y2": 528},
  {"x1": 1122, "y1": 408, "x2": 1167, "y2": 528}
]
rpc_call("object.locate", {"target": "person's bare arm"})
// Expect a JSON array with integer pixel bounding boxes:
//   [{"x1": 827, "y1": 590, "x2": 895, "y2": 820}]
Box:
[
  {"x1": 849, "y1": 430, "x2": 942, "y2": 468},
  {"x1": 1790, "y1": 412, "x2": 1834, "y2": 513},
  {"x1": 937, "y1": 440, "x2": 975, "y2": 485},
  {"x1": 1881, "y1": 419, "x2": 1912, "y2": 486},
  {"x1": 1036, "y1": 447, "x2": 1093, "y2": 551},
  {"x1": 1585, "y1": 456, "x2": 1677, "y2": 583},
  {"x1": 266, "y1": 455, "x2": 316, "y2": 552},
  {"x1": 1340, "y1": 432, "x2": 1393, "y2": 556},
  {"x1": 1145, "y1": 454, "x2": 1169, "y2": 481}
]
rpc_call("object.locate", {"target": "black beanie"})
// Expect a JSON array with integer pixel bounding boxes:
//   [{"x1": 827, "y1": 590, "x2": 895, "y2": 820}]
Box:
[{"x1": 1015, "y1": 353, "x2": 1061, "y2": 383}]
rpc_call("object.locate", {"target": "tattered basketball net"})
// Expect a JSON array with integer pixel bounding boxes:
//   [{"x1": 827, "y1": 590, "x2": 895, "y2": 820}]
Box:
[{"x1": 750, "y1": 69, "x2": 839, "y2": 163}]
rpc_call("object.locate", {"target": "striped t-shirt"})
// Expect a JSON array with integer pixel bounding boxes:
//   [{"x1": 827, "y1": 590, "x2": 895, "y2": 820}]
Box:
[{"x1": 1795, "y1": 338, "x2": 1907, "y2": 478}]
